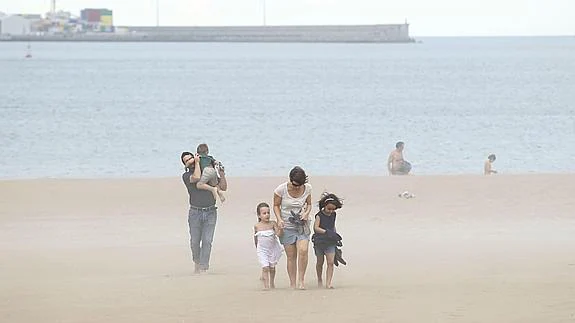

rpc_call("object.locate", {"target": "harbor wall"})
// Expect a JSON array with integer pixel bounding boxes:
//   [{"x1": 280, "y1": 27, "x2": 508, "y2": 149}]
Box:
[{"x1": 0, "y1": 24, "x2": 413, "y2": 43}]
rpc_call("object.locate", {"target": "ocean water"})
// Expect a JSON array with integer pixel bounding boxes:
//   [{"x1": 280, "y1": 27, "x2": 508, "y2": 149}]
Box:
[{"x1": 1, "y1": 37, "x2": 574, "y2": 179}]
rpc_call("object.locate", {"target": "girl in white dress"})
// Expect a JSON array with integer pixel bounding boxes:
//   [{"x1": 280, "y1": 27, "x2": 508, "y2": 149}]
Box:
[{"x1": 254, "y1": 202, "x2": 283, "y2": 290}]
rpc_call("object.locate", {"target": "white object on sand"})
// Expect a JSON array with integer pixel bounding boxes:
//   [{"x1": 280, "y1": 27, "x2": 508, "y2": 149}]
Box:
[{"x1": 398, "y1": 191, "x2": 415, "y2": 199}]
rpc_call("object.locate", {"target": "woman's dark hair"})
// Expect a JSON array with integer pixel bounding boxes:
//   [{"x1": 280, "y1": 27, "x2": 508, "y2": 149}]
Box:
[
  {"x1": 256, "y1": 202, "x2": 270, "y2": 222},
  {"x1": 289, "y1": 166, "x2": 308, "y2": 186},
  {"x1": 318, "y1": 192, "x2": 343, "y2": 210},
  {"x1": 488, "y1": 154, "x2": 496, "y2": 161}
]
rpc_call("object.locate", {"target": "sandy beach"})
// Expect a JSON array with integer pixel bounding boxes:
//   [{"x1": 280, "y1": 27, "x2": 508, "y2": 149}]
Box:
[{"x1": 1, "y1": 174, "x2": 575, "y2": 323}]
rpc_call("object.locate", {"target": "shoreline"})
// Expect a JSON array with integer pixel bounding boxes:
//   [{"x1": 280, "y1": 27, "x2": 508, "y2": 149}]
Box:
[{"x1": 0, "y1": 172, "x2": 573, "y2": 181}]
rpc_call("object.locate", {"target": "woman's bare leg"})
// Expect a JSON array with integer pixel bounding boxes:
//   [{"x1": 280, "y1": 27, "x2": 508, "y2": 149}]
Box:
[
  {"x1": 316, "y1": 255, "x2": 324, "y2": 287},
  {"x1": 325, "y1": 253, "x2": 336, "y2": 289},
  {"x1": 284, "y1": 244, "x2": 297, "y2": 288},
  {"x1": 296, "y1": 239, "x2": 309, "y2": 290}
]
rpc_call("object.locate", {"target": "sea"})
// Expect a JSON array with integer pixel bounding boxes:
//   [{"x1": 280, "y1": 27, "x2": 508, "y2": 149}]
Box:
[{"x1": 1, "y1": 37, "x2": 574, "y2": 179}]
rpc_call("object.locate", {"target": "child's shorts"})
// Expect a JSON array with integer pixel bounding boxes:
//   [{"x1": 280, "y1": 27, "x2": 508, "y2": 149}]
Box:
[
  {"x1": 199, "y1": 167, "x2": 218, "y2": 186},
  {"x1": 314, "y1": 244, "x2": 336, "y2": 257}
]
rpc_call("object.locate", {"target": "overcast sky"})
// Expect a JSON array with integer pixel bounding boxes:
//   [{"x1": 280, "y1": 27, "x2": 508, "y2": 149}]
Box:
[{"x1": 0, "y1": 0, "x2": 573, "y2": 36}]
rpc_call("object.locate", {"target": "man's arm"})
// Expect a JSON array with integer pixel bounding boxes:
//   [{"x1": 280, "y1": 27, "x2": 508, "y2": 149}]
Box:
[
  {"x1": 387, "y1": 152, "x2": 394, "y2": 174},
  {"x1": 484, "y1": 161, "x2": 491, "y2": 175},
  {"x1": 189, "y1": 154, "x2": 202, "y2": 183}
]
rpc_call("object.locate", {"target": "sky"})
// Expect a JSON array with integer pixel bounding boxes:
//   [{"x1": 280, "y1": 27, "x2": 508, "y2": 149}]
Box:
[{"x1": 0, "y1": 0, "x2": 573, "y2": 36}]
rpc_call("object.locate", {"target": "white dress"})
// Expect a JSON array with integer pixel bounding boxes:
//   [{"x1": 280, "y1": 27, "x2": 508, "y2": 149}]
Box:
[{"x1": 255, "y1": 229, "x2": 283, "y2": 267}]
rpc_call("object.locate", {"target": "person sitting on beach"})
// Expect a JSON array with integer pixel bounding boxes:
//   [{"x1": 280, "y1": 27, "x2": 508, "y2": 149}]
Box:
[
  {"x1": 254, "y1": 202, "x2": 283, "y2": 290},
  {"x1": 388, "y1": 141, "x2": 412, "y2": 175},
  {"x1": 312, "y1": 192, "x2": 343, "y2": 289},
  {"x1": 484, "y1": 154, "x2": 498, "y2": 175},
  {"x1": 195, "y1": 143, "x2": 226, "y2": 203}
]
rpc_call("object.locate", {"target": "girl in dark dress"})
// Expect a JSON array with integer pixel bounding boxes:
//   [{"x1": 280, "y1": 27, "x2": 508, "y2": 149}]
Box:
[{"x1": 312, "y1": 192, "x2": 343, "y2": 289}]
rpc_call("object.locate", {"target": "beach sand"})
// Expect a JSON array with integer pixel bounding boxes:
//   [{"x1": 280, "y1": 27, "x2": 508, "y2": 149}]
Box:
[{"x1": 1, "y1": 175, "x2": 575, "y2": 323}]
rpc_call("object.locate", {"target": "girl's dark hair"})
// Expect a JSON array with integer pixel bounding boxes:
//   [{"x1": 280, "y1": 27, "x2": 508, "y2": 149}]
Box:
[
  {"x1": 256, "y1": 202, "x2": 270, "y2": 222},
  {"x1": 318, "y1": 192, "x2": 343, "y2": 210},
  {"x1": 289, "y1": 166, "x2": 308, "y2": 186},
  {"x1": 488, "y1": 154, "x2": 496, "y2": 161}
]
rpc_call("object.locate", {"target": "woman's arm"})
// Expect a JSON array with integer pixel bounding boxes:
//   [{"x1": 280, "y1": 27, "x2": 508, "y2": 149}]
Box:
[
  {"x1": 273, "y1": 221, "x2": 283, "y2": 237},
  {"x1": 302, "y1": 194, "x2": 312, "y2": 221},
  {"x1": 273, "y1": 193, "x2": 284, "y2": 228}
]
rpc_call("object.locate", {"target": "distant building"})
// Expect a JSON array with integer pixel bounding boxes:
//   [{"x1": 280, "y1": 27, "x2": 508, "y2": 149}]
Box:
[
  {"x1": 43, "y1": 10, "x2": 81, "y2": 34},
  {"x1": 20, "y1": 14, "x2": 42, "y2": 21},
  {"x1": 0, "y1": 15, "x2": 33, "y2": 35},
  {"x1": 80, "y1": 8, "x2": 113, "y2": 32}
]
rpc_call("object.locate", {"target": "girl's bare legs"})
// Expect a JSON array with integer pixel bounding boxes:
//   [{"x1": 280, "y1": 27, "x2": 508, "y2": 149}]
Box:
[
  {"x1": 325, "y1": 252, "x2": 336, "y2": 289},
  {"x1": 269, "y1": 266, "x2": 276, "y2": 289},
  {"x1": 284, "y1": 244, "x2": 297, "y2": 288},
  {"x1": 296, "y1": 239, "x2": 309, "y2": 290},
  {"x1": 316, "y1": 255, "x2": 325, "y2": 287},
  {"x1": 261, "y1": 267, "x2": 270, "y2": 290}
]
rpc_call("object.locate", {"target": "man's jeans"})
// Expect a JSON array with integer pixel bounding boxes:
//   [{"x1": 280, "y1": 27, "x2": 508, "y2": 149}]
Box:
[{"x1": 188, "y1": 207, "x2": 217, "y2": 270}]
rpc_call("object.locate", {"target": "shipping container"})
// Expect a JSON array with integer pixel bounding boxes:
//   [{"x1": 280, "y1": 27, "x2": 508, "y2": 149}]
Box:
[
  {"x1": 100, "y1": 15, "x2": 113, "y2": 26},
  {"x1": 80, "y1": 9, "x2": 102, "y2": 23}
]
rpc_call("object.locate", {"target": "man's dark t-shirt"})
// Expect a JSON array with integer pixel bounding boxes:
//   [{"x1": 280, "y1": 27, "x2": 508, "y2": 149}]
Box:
[{"x1": 182, "y1": 171, "x2": 216, "y2": 208}]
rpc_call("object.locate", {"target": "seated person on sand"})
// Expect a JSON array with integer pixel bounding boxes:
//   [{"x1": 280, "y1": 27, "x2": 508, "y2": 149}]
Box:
[
  {"x1": 196, "y1": 143, "x2": 226, "y2": 202},
  {"x1": 388, "y1": 141, "x2": 412, "y2": 175},
  {"x1": 484, "y1": 154, "x2": 497, "y2": 175}
]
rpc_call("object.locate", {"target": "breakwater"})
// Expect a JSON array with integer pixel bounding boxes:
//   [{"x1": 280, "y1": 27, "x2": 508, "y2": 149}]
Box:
[{"x1": 1, "y1": 24, "x2": 414, "y2": 43}]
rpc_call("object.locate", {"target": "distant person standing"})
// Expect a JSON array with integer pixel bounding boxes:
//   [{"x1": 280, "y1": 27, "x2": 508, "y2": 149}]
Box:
[
  {"x1": 388, "y1": 141, "x2": 412, "y2": 175},
  {"x1": 484, "y1": 154, "x2": 498, "y2": 175},
  {"x1": 181, "y1": 149, "x2": 228, "y2": 274}
]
